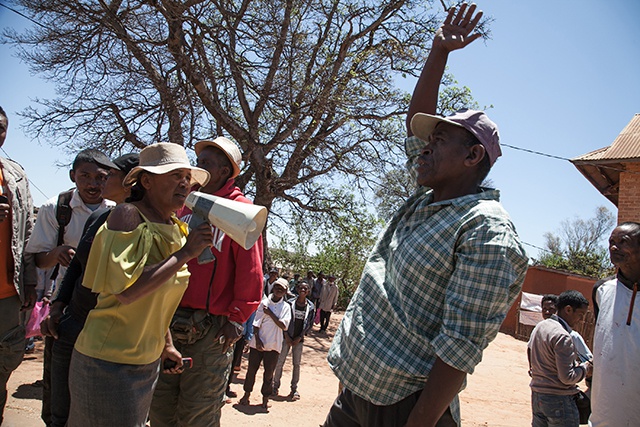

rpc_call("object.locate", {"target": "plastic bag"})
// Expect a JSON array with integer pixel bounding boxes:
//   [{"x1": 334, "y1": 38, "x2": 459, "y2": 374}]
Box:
[
  {"x1": 314, "y1": 307, "x2": 321, "y2": 325},
  {"x1": 25, "y1": 301, "x2": 50, "y2": 339}
]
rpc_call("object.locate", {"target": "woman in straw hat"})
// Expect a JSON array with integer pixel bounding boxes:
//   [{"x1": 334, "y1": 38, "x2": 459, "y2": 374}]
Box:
[{"x1": 67, "y1": 143, "x2": 212, "y2": 427}]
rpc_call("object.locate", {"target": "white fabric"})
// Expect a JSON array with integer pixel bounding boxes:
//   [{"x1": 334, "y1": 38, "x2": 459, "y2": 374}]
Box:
[
  {"x1": 26, "y1": 189, "x2": 115, "y2": 292},
  {"x1": 519, "y1": 310, "x2": 543, "y2": 326},
  {"x1": 589, "y1": 278, "x2": 640, "y2": 427},
  {"x1": 519, "y1": 292, "x2": 544, "y2": 326},
  {"x1": 520, "y1": 292, "x2": 543, "y2": 311},
  {"x1": 250, "y1": 294, "x2": 292, "y2": 352}
]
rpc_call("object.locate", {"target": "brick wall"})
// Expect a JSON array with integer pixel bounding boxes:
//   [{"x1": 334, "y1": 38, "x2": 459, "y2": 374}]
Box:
[{"x1": 618, "y1": 161, "x2": 640, "y2": 224}]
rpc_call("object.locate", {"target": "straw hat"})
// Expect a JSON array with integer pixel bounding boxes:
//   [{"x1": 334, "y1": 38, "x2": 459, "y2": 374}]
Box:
[
  {"x1": 194, "y1": 137, "x2": 242, "y2": 179},
  {"x1": 123, "y1": 143, "x2": 210, "y2": 187}
]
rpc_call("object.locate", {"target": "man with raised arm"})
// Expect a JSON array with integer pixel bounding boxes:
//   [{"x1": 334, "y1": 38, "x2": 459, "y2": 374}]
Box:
[{"x1": 324, "y1": 4, "x2": 528, "y2": 427}]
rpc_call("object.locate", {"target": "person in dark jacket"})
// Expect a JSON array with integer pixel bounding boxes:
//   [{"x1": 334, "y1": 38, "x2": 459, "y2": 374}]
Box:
[{"x1": 272, "y1": 281, "x2": 315, "y2": 400}]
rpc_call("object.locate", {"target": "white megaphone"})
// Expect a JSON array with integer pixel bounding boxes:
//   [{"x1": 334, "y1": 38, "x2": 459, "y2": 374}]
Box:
[{"x1": 184, "y1": 191, "x2": 268, "y2": 264}]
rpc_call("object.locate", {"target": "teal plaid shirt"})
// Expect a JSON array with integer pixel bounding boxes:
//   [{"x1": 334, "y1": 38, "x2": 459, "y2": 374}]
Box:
[{"x1": 328, "y1": 137, "x2": 528, "y2": 424}]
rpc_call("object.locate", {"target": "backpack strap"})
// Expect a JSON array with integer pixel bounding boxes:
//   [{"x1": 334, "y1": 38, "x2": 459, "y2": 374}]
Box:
[{"x1": 49, "y1": 189, "x2": 75, "y2": 281}]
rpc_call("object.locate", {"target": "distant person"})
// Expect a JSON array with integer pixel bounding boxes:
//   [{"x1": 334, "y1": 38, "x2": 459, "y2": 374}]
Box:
[
  {"x1": 289, "y1": 273, "x2": 301, "y2": 294},
  {"x1": 318, "y1": 274, "x2": 338, "y2": 332},
  {"x1": 67, "y1": 143, "x2": 212, "y2": 427},
  {"x1": 0, "y1": 106, "x2": 37, "y2": 425},
  {"x1": 26, "y1": 147, "x2": 117, "y2": 426},
  {"x1": 264, "y1": 267, "x2": 279, "y2": 296},
  {"x1": 239, "y1": 278, "x2": 291, "y2": 409},
  {"x1": 323, "y1": 4, "x2": 528, "y2": 426},
  {"x1": 272, "y1": 281, "x2": 315, "y2": 400},
  {"x1": 40, "y1": 153, "x2": 139, "y2": 427},
  {"x1": 311, "y1": 271, "x2": 325, "y2": 308},
  {"x1": 225, "y1": 310, "x2": 257, "y2": 401},
  {"x1": 528, "y1": 290, "x2": 592, "y2": 427},
  {"x1": 540, "y1": 294, "x2": 558, "y2": 320},
  {"x1": 539, "y1": 294, "x2": 592, "y2": 363},
  {"x1": 589, "y1": 222, "x2": 640, "y2": 426}
]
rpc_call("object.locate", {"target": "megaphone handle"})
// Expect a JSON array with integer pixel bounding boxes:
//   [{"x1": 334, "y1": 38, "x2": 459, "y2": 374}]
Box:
[
  {"x1": 197, "y1": 248, "x2": 215, "y2": 265},
  {"x1": 187, "y1": 211, "x2": 215, "y2": 265}
]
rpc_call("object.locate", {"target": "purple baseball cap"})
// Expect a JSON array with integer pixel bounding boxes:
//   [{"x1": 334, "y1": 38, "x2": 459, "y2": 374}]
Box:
[{"x1": 410, "y1": 109, "x2": 502, "y2": 166}]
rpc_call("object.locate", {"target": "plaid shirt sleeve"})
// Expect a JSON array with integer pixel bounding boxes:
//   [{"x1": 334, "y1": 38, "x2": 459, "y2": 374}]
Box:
[{"x1": 432, "y1": 216, "x2": 529, "y2": 374}]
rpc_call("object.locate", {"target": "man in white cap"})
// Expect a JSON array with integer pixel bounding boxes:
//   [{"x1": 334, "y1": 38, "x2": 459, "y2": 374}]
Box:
[
  {"x1": 324, "y1": 4, "x2": 528, "y2": 427},
  {"x1": 150, "y1": 137, "x2": 264, "y2": 427}
]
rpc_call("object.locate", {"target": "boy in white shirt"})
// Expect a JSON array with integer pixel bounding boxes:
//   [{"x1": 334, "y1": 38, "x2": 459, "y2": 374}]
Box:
[{"x1": 239, "y1": 278, "x2": 291, "y2": 409}]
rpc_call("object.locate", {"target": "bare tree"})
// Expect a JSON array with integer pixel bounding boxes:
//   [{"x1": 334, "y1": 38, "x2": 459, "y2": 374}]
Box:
[{"x1": 4, "y1": 0, "x2": 488, "y2": 254}]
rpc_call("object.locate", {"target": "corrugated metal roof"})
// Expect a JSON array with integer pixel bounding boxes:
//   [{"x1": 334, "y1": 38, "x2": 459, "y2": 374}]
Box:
[
  {"x1": 570, "y1": 113, "x2": 640, "y2": 207},
  {"x1": 572, "y1": 114, "x2": 640, "y2": 162}
]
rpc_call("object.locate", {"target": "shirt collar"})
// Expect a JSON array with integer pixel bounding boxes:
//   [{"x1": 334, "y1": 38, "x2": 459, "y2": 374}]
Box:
[{"x1": 552, "y1": 314, "x2": 573, "y2": 333}]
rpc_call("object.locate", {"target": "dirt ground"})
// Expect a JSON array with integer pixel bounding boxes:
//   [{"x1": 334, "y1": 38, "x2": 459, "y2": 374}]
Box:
[{"x1": 4, "y1": 313, "x2": 540, "y2": 426}]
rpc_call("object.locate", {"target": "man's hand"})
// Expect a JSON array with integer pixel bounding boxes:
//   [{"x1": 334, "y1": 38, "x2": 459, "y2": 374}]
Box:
[
  {"x1": 256, "y1": 336, "x2": 265, "y2": 352},
  {"x1": 433, "y1": 3, "x2": 483, "y2": 54},
  {"x1": 215, "y1": 322, "x2": 242, "y2": 353},
  {"x1": 179, "y1": 223, "x2": 214, "y2": 260},
  {"x1": 264, "y1": 306, "x2": 275, "y2": 318},
  {"x1": 40, "y1": 300, "x2": 66, "y2": 339},
  {"x1": 52, "y1": 245, "x2": 76, "y2": 268},
  {"x1": 161, "y1": 345, "x2": 184, "y2": 374},
  {"x1": 20, "y1": 285, "x2": 37, "y2": 311}
]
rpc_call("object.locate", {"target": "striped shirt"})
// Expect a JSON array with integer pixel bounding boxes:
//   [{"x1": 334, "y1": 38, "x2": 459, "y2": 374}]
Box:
[{"x1": 328, "y1": 138, "x2": 528, "y2": 424}]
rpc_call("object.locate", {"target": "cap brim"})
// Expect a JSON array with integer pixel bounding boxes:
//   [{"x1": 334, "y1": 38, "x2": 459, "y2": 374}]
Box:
[
  {"x1": 123, "y1": 164, "x2": 210, "y2": 187},
  {"x1": 410, "y1": 113, "x2": 464, "y2": 142},
  {"x1": 95, "y1": 157, "x2": 119, "y2": 170},
  {"x1": 194, "y1": 140, "x2": 241, "y2": 179}
]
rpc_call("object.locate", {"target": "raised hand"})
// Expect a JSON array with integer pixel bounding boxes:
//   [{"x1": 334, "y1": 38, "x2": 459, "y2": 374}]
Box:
[{"x1": 433, "y1": 3, "x2": 483, "y2": 53}]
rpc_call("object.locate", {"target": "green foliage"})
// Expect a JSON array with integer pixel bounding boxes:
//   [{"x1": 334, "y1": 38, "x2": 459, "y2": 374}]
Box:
[
  {"x1": 533, "y1": 206, "x2": 616, "y2": 278},
  {"x1": 270, "y1": 188, "x2": 382, "y2": 309},
  {"x1": 536, "y1": 249, "x2": 613, "y2": 279}
]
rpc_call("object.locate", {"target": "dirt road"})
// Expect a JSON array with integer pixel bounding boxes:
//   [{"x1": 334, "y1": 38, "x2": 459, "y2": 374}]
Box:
[{"x1": 4, "y1": 314, "x2": 536, "y2": 426}]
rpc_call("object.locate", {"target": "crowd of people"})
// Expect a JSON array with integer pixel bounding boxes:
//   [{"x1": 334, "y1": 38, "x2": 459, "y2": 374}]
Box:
[{"x1": 0, "y1": 2, "x2": 638, "y2": 427}]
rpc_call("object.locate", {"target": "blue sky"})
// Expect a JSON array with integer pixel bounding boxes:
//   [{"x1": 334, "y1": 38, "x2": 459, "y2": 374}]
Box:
[{"x1": 1, "y1": 0, "x2": 639, "y2": 259}]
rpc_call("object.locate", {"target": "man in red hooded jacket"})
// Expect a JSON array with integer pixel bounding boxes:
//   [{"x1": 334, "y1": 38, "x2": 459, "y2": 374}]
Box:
[{"x1": 150, "y1": 137, "x2": 264, "y2": 427}]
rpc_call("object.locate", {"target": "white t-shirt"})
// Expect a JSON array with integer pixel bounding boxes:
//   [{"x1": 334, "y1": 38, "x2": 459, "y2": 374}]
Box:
[
  {"x1": 589, "y1": 277, "x2": 640, "y2": 426},
  {"x1": 250, "y1": 294, "x2": 292, "y2": 352},
  {"x1": 26, "y1": 189, "x2": 115, "y2": 294}
]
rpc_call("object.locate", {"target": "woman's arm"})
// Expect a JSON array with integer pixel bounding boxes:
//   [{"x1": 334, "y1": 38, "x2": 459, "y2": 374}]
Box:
[{"x1": 107, "y1": 204, "x2": 213, "y2": 305}]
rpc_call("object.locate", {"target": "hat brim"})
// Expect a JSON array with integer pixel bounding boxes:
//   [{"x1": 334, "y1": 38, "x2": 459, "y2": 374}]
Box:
[
  {"x1": 410, "y1": 113, "x2": 464, "y2": 142},
  {"x1": 122, "y1": 164, "x2": 210, "y2": 188},
  {"x1": 272, "y1": 283, "x2": 288, "y2": 292},
  {"x1": 194, "y1": 140, "x2": 241, "y2": 179}
]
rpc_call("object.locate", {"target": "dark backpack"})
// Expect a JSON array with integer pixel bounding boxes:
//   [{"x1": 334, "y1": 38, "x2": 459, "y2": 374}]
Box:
[{"x1": 49, "y1": 189, "x2": 74, "y2": 281}]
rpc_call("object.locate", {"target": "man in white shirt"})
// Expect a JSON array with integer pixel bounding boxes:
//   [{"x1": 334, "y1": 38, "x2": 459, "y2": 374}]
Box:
[
  {"x1": 589, "y1": 222, "x2": 640, "y2": 426},
  {"x1": 26, "y1": 148, "x2": 116, "y2": 427}
]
